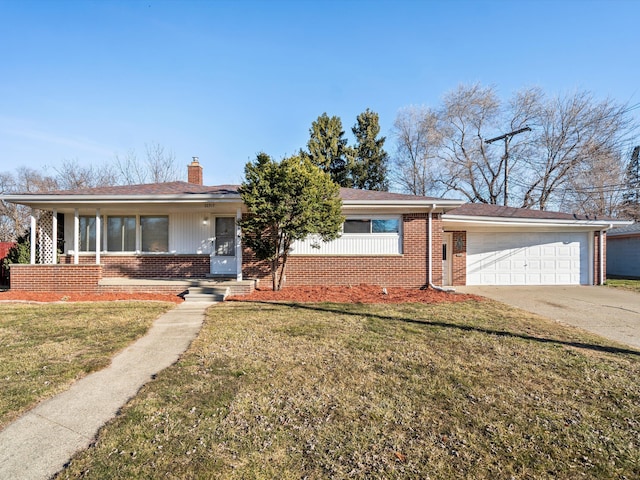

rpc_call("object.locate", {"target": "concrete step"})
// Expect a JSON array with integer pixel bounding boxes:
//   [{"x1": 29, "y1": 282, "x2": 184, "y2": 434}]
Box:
[{"x1": 184, "y1": 286, "x2": 230, "y2": 302}]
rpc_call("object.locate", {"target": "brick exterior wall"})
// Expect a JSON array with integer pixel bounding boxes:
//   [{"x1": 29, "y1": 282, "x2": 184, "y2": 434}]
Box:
[
  {"x1": 594, "y1": 231, "x2": 606, "y2": 285},
  {"x1": 10, "y1": 264, "x2": 102, "y2": 292},
  {"x1": 243, "y1": 213, "x2": 444, "y2": 289},
  {"x1": 450, "y1": 231, "x2": 467, "y2": 286},
  {"x1": 60, "y1": 254, "x2": 210, "y2": 278}
]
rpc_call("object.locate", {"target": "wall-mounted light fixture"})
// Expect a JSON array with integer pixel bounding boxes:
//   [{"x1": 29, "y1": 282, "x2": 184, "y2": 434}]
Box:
[{"x1": 202, "y1": 216, "x2": 209, "y2": 226}]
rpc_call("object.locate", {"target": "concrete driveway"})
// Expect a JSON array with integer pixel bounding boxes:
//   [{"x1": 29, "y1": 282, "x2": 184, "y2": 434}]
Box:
[{"x1": 456, "y1": 285, "x2": 640, "y2": 350}]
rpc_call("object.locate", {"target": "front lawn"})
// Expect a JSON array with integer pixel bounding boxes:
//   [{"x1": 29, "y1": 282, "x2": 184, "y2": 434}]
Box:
[
  {"x1": 0, "y1": 301, "x2": 174, "y2": 427},
  {"x1": 606, "y1": 278, "x2": 640, "y2": 293},
  {"x1": 57, "y1": 300, "x2": 640, "y2": 479}
]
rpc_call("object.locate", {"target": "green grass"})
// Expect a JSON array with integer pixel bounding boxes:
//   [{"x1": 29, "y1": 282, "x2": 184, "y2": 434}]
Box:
[
  {"x1": 606, "y1": 278, "x2": 640, "y2": 293},
  {"x1": 57, "y1": 300, "x2": 640, "y2": 479},
  {"x1": 0, "y1": 301, "x2": 174, "y2": 427}
]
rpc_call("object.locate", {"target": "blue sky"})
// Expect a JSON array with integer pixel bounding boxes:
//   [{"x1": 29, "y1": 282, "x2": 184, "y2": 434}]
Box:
[{"x1": 1, "y1": 0, "x2": 639, "y2": 186}]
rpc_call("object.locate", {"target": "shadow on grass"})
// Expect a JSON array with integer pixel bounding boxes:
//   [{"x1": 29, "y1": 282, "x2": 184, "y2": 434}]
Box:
[{"x1": 244, "y1": 300, "x2": 640, "y2": 358}]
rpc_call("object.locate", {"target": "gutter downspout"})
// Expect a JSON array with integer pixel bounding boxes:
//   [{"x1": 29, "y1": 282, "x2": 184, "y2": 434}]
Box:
[
  {"x1": 428, "y1": 205, "x2": 455, "y2": 293},
  {"x1": 599, "y1": 225, "x2": 611, "y2": 286}
]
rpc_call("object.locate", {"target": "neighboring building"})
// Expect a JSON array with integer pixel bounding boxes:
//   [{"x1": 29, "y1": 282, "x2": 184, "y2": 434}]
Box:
[
  {"x1": 0, "y1": 159, "x2": 630, "y2": 295},
  {"x1": 606, "y1": 223, "x2": 640, "y2": 279}
]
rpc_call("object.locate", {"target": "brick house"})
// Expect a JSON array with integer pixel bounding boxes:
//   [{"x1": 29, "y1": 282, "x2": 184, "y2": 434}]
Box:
[{"x1": 1, "y1": 159, "x2": 629, "y2": 295}]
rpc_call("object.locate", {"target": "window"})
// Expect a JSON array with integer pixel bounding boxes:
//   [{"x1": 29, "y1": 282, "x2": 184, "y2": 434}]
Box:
[
  {"x1": 343, "y1": 218, "x2": 400, "y2": 234},
  {"x1": 79, "y1": 216, "x2": 96, "y2": 251},
  {"x1": 107, "y1": 216, "x2": 136, "y2": 252},
  {"x1": 141, "y1": 216, "x2": 168, "y2": 252}
]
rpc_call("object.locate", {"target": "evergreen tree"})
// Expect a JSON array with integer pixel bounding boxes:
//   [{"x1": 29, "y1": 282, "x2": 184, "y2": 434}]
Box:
[
  {"x1": 622, "y1": 146, "x2": 640, "y2": 220},
  {"x1": 239, "y1": 153, "x2": 343, "y2": 291},
  {"x1": 350, "y1": 109, "x2": 389, "y2": 191},
  {"x1": 305, "y1": 113, "x2": 351, "y2": 187}
]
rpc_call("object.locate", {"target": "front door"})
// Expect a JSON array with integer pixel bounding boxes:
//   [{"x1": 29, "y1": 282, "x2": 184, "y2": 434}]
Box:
[{"x1": 210, "y1": 217, "x2": 236, "y2": 276}]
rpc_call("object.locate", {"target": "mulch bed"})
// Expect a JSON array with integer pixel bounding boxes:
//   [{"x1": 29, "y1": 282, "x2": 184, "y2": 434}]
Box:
[
  {"x1": 0, "y1": 291, "x2": 185, "y2": 304},
  {"x1": 0, "y1": 284, "x2": 481, "y2": 304},
  {"x1": 228, "y1": 284, "x2": 481, "y2": 303}
]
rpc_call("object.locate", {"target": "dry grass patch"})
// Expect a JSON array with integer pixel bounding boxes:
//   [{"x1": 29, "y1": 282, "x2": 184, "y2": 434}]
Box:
[
  {"x1": 0, "y1": 301, "x2": 174, "y2": 427},
  {"x1": 606, "y1": 278, "x2": 640, "y2": 293},
  {"x1": 58, "y1": 300, "x2": 640, "y2": 479}
]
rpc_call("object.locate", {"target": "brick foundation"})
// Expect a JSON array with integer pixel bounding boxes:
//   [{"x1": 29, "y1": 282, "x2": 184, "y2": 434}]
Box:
[
  {"x1": 60, "y1": 254, "x2": 210, "y2": 278},
  {"x1": 9, "y1": 264, "x2": 102, "y2": 293}
]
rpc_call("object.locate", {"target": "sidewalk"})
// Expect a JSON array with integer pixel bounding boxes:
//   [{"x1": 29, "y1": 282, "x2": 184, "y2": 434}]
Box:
[{"x1": 0, "y1": 300, "x2": 213, "y2": 480}]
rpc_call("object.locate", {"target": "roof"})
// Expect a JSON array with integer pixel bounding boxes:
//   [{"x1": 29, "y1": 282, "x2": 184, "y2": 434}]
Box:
[
  {"x1": 447, "y1": 203, "x2": 620, "y2": 222},
  {"x1": 339, "y1": 188, "x2": 442, "y2": 202},
  {"x1": 33, "y1": 182, "x2": 241, "y2": 196},
  {"x1": 607, "y1": 222, "x2": 640, "y2": 237}
]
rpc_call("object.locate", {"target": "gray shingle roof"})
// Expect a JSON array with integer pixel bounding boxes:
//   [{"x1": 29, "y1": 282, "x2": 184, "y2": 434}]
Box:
[
  {"x1": 607, "y1": 223, "x2": 640, "y2": 236},
  {"x1": 447, "y1": 203, "x2": 620, "y2": 222}
]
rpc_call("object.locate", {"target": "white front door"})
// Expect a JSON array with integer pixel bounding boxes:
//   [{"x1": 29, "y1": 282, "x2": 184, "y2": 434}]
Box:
[{"x1": 210, "y1": 217, "x2": 236, "y2": 276}]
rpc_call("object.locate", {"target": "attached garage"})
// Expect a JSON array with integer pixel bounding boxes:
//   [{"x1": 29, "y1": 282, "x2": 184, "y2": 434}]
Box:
[
  {"x1": 442, "y1": 203, "x2": 628, "y2": 287},
  {"x1": 466, "y1": 231, "x2": 589, "y2": 285}
]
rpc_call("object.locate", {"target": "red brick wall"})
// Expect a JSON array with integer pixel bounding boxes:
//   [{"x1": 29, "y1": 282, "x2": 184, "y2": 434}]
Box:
[
  {"x1": 60, "y1": 254, "x2": 210, "y2": 278},
  {"x1": 10, "y1": 264, "x2": 102, "y2": 292},
  {"x1": 243, "y1": 213, "x2": 444, "y2": 288},
  {"x1": 594, "y1": 231, "x2": 606, "y2": 285},
  {"x1": 450, "y1": 231, "x2": 467, "y2": 286}
]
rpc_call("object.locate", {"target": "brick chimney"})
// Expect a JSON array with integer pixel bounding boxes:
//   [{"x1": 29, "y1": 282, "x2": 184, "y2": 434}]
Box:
[{"x1": 187, "y1": 157, "x2": 203, "y2": 185}]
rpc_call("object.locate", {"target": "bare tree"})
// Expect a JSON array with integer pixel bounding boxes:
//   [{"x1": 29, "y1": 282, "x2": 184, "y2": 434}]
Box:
[
  {"x1": 392, "y1": 84, "x2": 636, "y2": 214},
  {"x1": 53, "y1": 159, "x2": 119, "y2": 190},
  {"x1": 115, "y1": 142, "x2": 181, "y2": 185},
  {"x1": 0, "y1": 168, "x2": 58, "y2": 242},
  {"x1": 562, "y1": 148, "x2": 626, "y2": 217},
  {"x1": 521, "y1": 92, "x2": 633, "y2": 210},
  {"x1": 391, "y1": 106, "x2": 442, "y2": 196}
]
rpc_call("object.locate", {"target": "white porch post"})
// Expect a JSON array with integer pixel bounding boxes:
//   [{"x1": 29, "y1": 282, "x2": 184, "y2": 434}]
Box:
[
  {"x1": 95, "y1": 209, "x2": 101, "y2": 265},
  {"x1": 236, "y1": 207, "x2": 243, "y2": 281},
  {"x1": 73, "y1": 209, "x2": 79, "y2": 265},
  {"x1": 52, "y1": 209, "x2": 57, "y2": 264},
  {"x1": 30, "y1": 213, "x2": 36, "y2": 265}
]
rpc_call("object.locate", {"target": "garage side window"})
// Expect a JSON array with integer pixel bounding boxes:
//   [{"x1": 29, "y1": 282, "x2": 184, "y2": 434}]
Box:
[{"x1": 141, "y1": 216, "x2": 169, "y2": 252}]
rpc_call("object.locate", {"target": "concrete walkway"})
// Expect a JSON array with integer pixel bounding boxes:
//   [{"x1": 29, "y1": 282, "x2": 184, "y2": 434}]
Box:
[
  {"x1": 0, "y1": 300, "x2": 214, "y2": 480},
  {"x1": 457, "y1": 285, "x2": 640, "y2": 350}
]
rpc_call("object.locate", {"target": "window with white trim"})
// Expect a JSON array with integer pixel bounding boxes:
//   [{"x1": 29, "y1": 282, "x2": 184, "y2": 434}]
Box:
[
  {"x1": 343, "y1": 218, "x2": 400, "y2": 234},
  {"x1": 141, "y1": 216, "x2": 169, "y2": 252},
  {"x1": 79, "y1": 216, "x2": 96, "y2": 251},
  {"x1": 107, "y1": 216, "x2": 136, "y2": 252}
]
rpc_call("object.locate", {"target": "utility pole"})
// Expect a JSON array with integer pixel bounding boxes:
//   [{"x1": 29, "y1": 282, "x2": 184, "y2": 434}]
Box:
[{"x1": 485, "y1": 126, "x2": 531, "y2": 206}]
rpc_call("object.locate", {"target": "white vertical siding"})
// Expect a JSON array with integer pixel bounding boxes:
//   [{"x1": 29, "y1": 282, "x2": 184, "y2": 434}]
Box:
[
  {"x1": 169, "y1": 212, "x2": 213, "y2": 254},
  {"x1": 291, "y1": 234, "x2": 402, "y2": 255}
]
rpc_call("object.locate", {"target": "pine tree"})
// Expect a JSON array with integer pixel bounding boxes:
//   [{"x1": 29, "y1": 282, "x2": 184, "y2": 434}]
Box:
[
  {"x1": 350, "y1": 109, "x2": 389, "y2": 191},
  {"x1": 239, "y1": 153, "x2": 343, "y2": 290},
  {"x1": 622, "y1": 146, "x2": 640, "y2": 220},
  {"x1": 304, "y1": 113, "x2": 351, "y2": 187}
]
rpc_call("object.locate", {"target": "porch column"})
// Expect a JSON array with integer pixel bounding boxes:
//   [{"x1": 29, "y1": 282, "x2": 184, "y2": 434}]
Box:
[
  {"x1": 236, "y1": 207, "x2": 243, "y2": 281},
  {"x1": 52, "y1": 209, "x2": 57, "y2": 264},
  {"x1": 30, "y1": 212, "x2": 36, "y2": 265},
  {"x1": 73, "y1": 209, "x2": 79, "y2": 265},
  {"x1": 95, "y1": 209, "x2": 101, "y2": 265}
]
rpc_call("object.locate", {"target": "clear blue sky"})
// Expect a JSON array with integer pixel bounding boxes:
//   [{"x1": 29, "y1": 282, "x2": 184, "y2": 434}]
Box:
[{"x1": 1, "y1": 0, "x2": 639, "y2": 186}]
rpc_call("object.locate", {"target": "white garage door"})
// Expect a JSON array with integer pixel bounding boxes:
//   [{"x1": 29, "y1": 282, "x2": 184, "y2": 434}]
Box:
[{"x1": 466, "y1": 232, "x2": 589, "y2": 285}]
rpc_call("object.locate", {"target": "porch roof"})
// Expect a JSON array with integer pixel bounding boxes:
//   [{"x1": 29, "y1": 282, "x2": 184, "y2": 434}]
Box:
[{"x1": 1, "y1": 183, "x2": 466, "y2": 213}]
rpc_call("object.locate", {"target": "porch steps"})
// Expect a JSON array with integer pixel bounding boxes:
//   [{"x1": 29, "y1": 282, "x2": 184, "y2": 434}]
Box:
[
  {"x1": 184, "y1": 286, "x2": 230, "y2": 302},
  {"x1": 97, "y1": 278, "x2": 257, "y2": 299}
]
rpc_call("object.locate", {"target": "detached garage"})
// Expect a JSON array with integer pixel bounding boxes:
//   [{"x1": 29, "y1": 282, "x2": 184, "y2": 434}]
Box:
[{"x1": 442, "y1": 204, "x2": 629, "y2": 287}]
